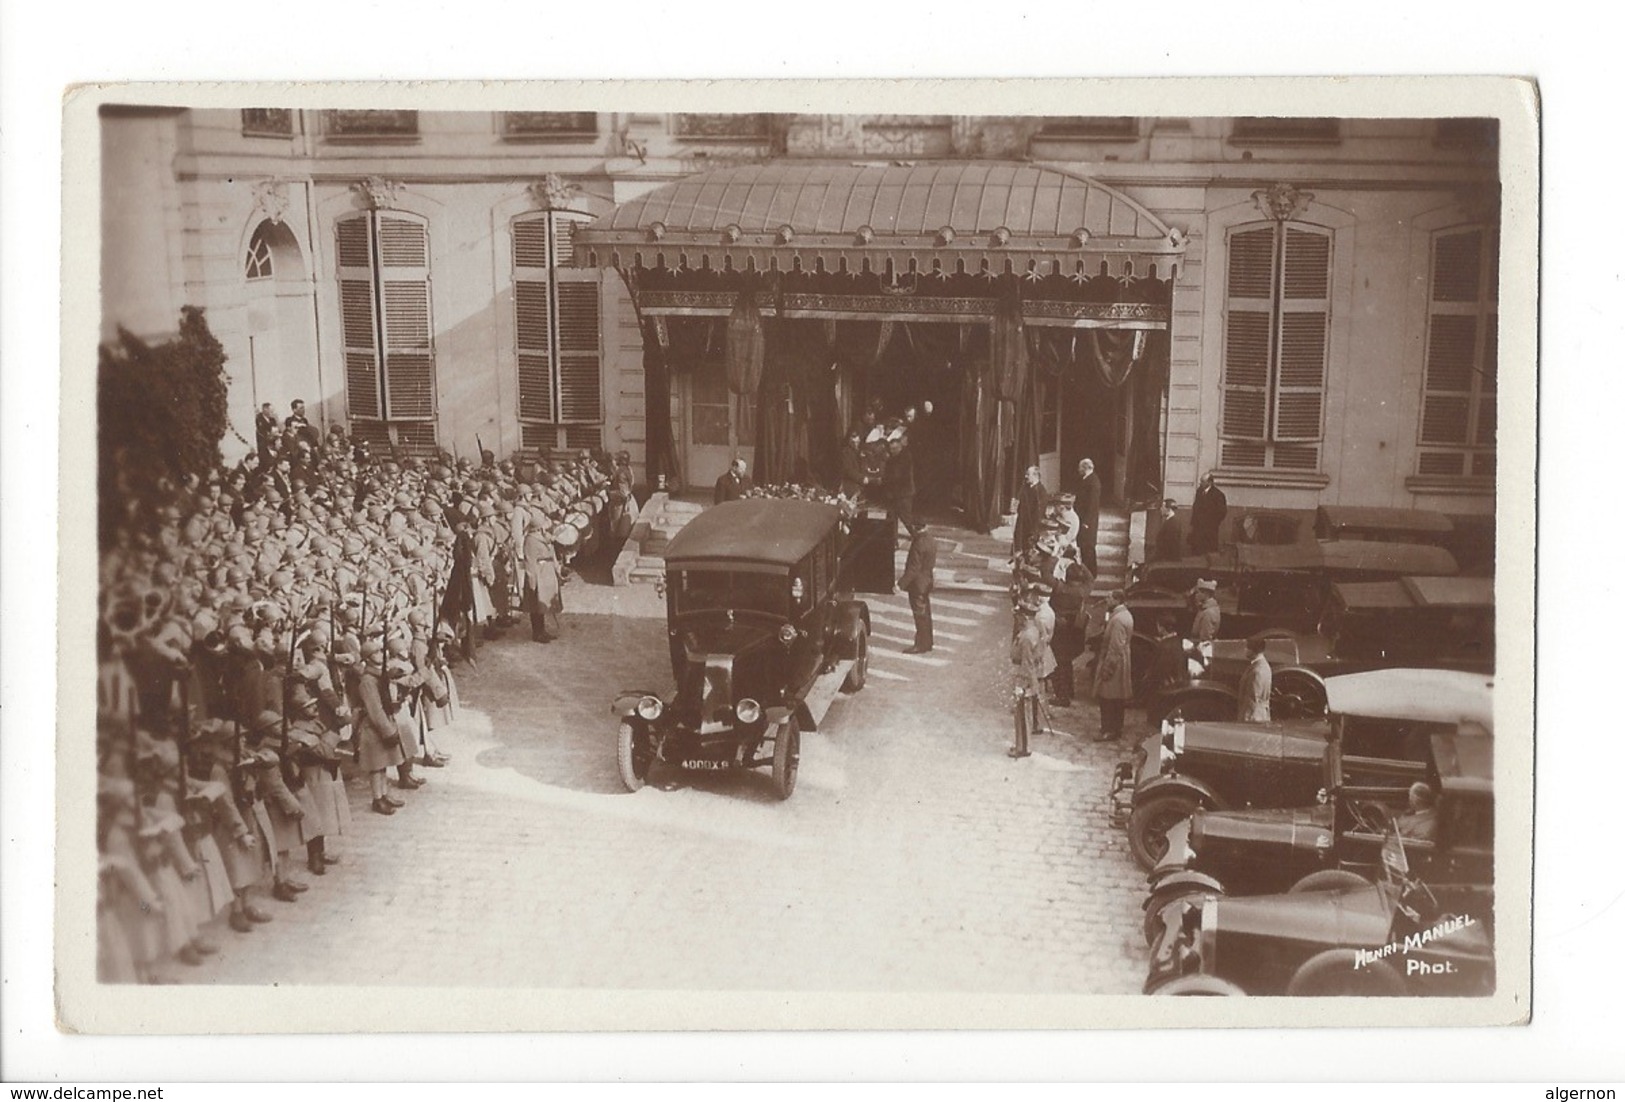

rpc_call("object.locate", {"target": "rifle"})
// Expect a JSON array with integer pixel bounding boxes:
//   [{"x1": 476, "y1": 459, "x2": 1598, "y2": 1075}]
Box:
[{"x1": 176, "y1": 670, "x2": 191, "y2": 792}]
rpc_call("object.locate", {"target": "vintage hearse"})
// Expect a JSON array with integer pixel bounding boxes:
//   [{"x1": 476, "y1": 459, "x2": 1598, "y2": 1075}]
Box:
[
  {"x1": 611, "y1": 498, "x2": 885, "y2": 800},
  {"x1": 1144, "y1": 829, "x2": 1495, "y2": 996},
  {"x1": 1143, "y1": 729, "x2": 1493, "y2": 942},
  {"x1": 1111, "y1": 668, "x2": 1494, "y2": 870}
]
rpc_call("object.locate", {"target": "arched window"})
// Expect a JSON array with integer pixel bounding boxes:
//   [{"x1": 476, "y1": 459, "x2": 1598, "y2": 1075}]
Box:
[
  {"x1": 513, "y1": 211, "x2": 602, "y2": 451},
  {"x1": 335, "y1": 211, "x2": 438, "y2": 445},
  {"x1": 1219, "y1": 221, "x2": 1332, "y2": 472},
  {"x1": 244, "y1": 225, "x2": 275, "y2": 280}
]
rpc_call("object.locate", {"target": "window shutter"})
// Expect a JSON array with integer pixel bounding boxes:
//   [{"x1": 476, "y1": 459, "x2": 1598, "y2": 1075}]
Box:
[
  {"x1": 336, "y1": 216, "x2": 382, "y2": 420},
  {"x1": 513, "y1": 217, "x2": 555, "y2": 422},
  {"x1": 1221, "y1": 226, "x2": 1276, "y2": 448},
  {"x1": 556, "y1": 281, "x2": 602, "y2": 422},
  {"x1": 1419, "y1": 227, "x2": 1495, "y2": 478},
  {"x1": 1272, "y1": 227, "x2": 1330, "y2": 448},
  {"x1": 375, "y1": 214, "x2": 436, "y2": 420}
]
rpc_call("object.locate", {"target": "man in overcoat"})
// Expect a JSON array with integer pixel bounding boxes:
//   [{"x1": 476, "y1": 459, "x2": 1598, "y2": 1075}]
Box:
[
  {"x1": 1190, "y1": 471, "x2": 1227, "y2": 555},
  {"x1": 713, "y1": 458, "x2": 753, "y2": 505},
  {"x1": 1236, "y1": 635, "x2": 1273, "y2": 723},
  {"x1": 1075, "y1": 458, "x2": 1102, "y2": 575},
  {"x1": 1154, "y1": 499, "x2": 1188, "y2": 563},
  {"x1": 1013, "y1": 465, "x2": 1048, "y2": 557},
  {"x1": 1092, "y1": 589, "x2": 1134, "y2": 742}
]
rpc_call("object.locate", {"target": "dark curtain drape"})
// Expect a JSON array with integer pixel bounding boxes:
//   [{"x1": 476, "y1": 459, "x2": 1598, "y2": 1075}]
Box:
[
  {"x1": 638, "y1": 316, "x2": 681, "y2": 490},
  {"x1": 726, "y1": 280, "x2": 765, "y2": 397},
  {"x1": 754, "y1": 317, "x2": 836, "y2": 486}
]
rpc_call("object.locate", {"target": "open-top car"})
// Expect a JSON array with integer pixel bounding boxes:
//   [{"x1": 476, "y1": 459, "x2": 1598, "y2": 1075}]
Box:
[
  {"x1": 612, "y1": 498, "x2": 884, "y2": 800},
  {"x1": 1144, "y1": 828, "x2": 1494, "y2": 996},
  {"x1": 1111, "y1": 668, "x2": 1494, "y2": 869},
  {"x1": 1144, "y1": 728, "x2": 1493, "y2": 941}
]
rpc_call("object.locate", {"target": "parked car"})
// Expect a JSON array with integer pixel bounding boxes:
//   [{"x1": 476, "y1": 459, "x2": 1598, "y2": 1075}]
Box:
[
  {"x1": 1144, "y1": 829, "x2": 1495, "y2": 996},
  {"x1": 1141, "y1": 573, "x2": 1494, "y2": 723},
  {"x1": 1125, "y1": 539, "x2": 1459, "y2": 657},
  {"x1": 1110, "y1": 668, "x2": 1494, "y2": 870},
  {"x1": 1143, "y1": 728, "x2": 1493, "y2": 940},
  {"x1": 611, "y1": 498, "x2": 882, "y2": 800},
  {"x1": 1313, "y1": 505, "x2": 1455, "y2": 547}
]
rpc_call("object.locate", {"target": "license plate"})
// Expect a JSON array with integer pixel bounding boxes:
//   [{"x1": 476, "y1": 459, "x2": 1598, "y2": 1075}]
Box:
[{"x1": 681, "y1": 759, "x2": 734, "y2": 771}]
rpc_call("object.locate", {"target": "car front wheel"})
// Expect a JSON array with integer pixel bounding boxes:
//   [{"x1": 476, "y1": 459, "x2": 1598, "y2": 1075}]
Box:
[
  {"x1": 1286, "y1": 949, "x2": 1406, "y2": 996},
  {"x1": 1151, "y1": 974, "x2": 1246, "y2": 996},
  {"x1": 1127, "y1": 793, "x2": 1200, "y2": 871},
  {"x1": 617, "y1": 720, "x2": 651, "y2": 793},
  {"x1": 771, "y1": 717, "x2": 801, "y2": 801},
  {"x1": 843, "y1": 630, "x2": 868, "y2": 693}
]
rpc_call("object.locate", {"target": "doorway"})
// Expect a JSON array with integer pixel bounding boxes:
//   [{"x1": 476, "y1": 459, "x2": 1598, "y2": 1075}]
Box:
[
  {"x1": 857, "y1": 323, "x2": 965, "y2": 517},
  {"x1": 683, "y1": 348, "x2": 755, "y2": 492},
  {"x1": 242, "y1": 218, "x2": 320, "y2": 431}
]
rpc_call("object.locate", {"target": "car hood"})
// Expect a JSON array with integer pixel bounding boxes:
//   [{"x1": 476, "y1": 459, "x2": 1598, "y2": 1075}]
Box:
[
  {"x1": 1215, "y1": 885, "x2": 1391, "y2": 949},
  {"x1": 677, "y1": 616, "x2": 782, "y2": 662},
  {"x1": 1195, "y1": 803, "x2": 1334, "y2": 849},
  {"x1": 1181, "y1": 721, "x2": 1330, "y2": 762}
]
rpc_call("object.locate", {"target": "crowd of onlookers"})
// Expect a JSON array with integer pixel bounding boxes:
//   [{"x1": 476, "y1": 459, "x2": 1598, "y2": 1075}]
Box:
[{"x1": 96, "y1": 403, "x2": 630, "y2": 982}]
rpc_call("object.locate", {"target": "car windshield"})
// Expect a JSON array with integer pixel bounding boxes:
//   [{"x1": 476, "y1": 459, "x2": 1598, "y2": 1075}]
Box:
[{"x1": 672, "y1": 569, "x2": 788, "y2": 618}]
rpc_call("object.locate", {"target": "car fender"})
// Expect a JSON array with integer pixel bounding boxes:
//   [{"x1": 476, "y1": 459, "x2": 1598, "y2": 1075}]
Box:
[
  {"x1": 1149, "y1": 682, "x2": 1238, "y2": 725},
  {"x1": 1136, "y1": 772, "x2": 1224, "y2": 812},
  {"x1": 610, "y1": 691, "x2": 663, "y2": 719},
  {"x1": 1145, "y1": 869, "x2": 1227, "y2": 906},
  {"x1": 829, "y1": 599, "x2": 870, "y2": 660},
  {"x1": 764, "y1": 700, "x2": 817, "y2": 732}
]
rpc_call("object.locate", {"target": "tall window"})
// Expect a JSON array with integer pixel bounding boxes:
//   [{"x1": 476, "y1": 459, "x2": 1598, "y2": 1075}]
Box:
[
  {"x1": 513, "y1": 212, "x2": 603, "y2": 451},
  {"x1": 1418, "y1": 226, "x2": 1498, "y2": 479},
  {"x1": 1220, "y1": 222, "x2": 1332, "y2": 472},
  {"x1": 336, "y1": 212, "x2": 438, "y2": 442}
]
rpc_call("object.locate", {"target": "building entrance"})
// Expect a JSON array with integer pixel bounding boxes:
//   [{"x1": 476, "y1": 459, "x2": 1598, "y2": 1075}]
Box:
[{"x1": 858, "y1": 325, "x2": 965, "y2": 519}]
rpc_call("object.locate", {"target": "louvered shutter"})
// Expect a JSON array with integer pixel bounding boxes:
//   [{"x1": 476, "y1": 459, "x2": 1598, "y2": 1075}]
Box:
[
  {"x1": 1272, "y1": 227, "x2": 1330, "y2": 457},
  {"x1": 376, "y1": 214, "x2": 436, "y2": 420},
  {"x1": 1419, "y1": 229, "x2": 1492, "y2": 478},
  {"x1": 336, "y1": 216, "x2": 382, "y2": 420},
  {"x1": 1221, "y1": 227, "x2": 1275, "y2": 449},
  {"x1": 513, "y1": 217, "x2": 554, "y2": 422},
  {"x1": 556, "y1": 281, "x2": 602, "y2": 422}
]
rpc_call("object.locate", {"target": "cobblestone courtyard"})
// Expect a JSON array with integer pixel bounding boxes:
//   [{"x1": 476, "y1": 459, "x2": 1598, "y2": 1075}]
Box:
[{"x1": 175, "y1": 531, "x2": 1149, "y2": 993}]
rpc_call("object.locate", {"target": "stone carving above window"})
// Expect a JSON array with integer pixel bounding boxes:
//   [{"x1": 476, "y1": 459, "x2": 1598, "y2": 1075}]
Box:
[
  {"x1": 1253, "y1": 183, "x2": 1315, "y2": 222},
  {"x1": 252, "y1": 179, "x2": 290, "y2": 224},
  {"x1": 352, "y1": 176, "x2": 403, "y2": 211}
]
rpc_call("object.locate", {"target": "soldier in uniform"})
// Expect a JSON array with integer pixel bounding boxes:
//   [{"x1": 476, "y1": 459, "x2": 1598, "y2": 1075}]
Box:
[
  {"x1": 1236, "y1": 635, "x2": 1273, "y2": 723},
  {"x1": 1010, "y1": 591, "x2": 1052, "y2": 758},
  {"x1": 1190, "y1": 578, "x2": 1222, "y2": 643}
]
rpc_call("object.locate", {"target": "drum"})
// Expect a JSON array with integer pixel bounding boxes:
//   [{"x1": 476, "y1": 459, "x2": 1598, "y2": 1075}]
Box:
[
  {"x1": 567, "y1": 510, "x2": 591, "y2": 533},
  {"x1": 551, "y1": 523, "x2": 580, "y2": 548}
]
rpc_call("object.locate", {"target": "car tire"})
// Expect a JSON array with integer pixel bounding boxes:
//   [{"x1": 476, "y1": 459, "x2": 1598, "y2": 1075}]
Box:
[
  {"x1": 1288, "y1": 869, "x2": 1372, "y2": 894},
  {"x1": 1142, "y1": 886, "x2": 1220, "y2": 947},
  {"x1": 1150, "y1": 974, "x2": 1246, "y2": 996},
  {"x1": 1286, "y1": 949, "x2": 1407, "y2": 996},
  {"x1": 843, "y1": 630, "x2": 868, "y2": 693},
  {"x1": 1127, "y1": 793, "x2": 1200, "y2": 871},
  {"x1": 616, "y1": 720, "x2": 649, "y2": 793},
  {"x1": 770, "y1": 717, "x2": 800, "y2": 801}
]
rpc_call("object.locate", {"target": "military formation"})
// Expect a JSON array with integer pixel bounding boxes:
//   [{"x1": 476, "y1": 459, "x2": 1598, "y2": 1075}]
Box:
[{"x1": 96, "y1": 404, "x2": 620, "y2": 983}]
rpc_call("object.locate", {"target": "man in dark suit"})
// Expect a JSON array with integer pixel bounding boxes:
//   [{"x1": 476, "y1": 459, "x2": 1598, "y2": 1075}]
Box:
[
  {"x1": 713, "y1": 458, "x2": 753, "y2": 505},
  {"x1": 838, "y1": 430, "x2": 867, "y2": 500},
  {"x1": 1190, "y1": 471, "x2": 1227, "y2": 555},
  {"x1": 1013, "y1": 465, "x2": 1048, "y2": 558},
  {"x1": 1153, "y1": 499, "x2": 1188, "y2": 562},
  {"x1": 897, "y1": 520, "x2": 937, "y2": 654},
  {"x1": 883, "y1": 439, "x2": 916, "y2": 531},
  {"x1": 254, "y1": 402, "x2": 280, "y2": 470},
  {"x1": 1075, "y1": 457, "x2": 1102, "y2": 575}
]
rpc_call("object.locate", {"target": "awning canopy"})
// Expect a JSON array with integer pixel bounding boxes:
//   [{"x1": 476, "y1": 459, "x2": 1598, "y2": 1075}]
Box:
[{"x1": 573, "y1": 160, "x2": 1185, "y2": 281}]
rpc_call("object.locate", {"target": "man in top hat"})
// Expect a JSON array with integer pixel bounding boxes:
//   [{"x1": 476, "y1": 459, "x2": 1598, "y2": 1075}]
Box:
[
  {"x1": 897, "y1": 519, "x2": 937, "y2": 655},
  {"x1": 1190, "y1": 578, "x2": 1222, "y2": 644},
  {"x1": 1154, "y1": 499, "x2": 1188, "y2": 563},
  {"x1": 1013, "y1": 465, "x2": 1047, "y2": 558},
  {"x1": 1074, "y1": 459, "x2": 1102, "y2": 576}
]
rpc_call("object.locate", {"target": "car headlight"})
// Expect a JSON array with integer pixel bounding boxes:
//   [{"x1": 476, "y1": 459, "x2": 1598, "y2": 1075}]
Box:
[
  {"x1": 636, "y1": 695, "x2": 664, "y2": 721},
  {"x1": 778, "y1": 624, "x2": 798, "y2": 645},
  {"x1": 736, "y1": 698, "x2": 762, "y2": 724}
]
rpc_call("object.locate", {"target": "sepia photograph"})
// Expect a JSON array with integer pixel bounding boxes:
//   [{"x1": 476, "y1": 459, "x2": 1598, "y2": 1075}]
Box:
[{"x1": 55, "y1": 77, "x2": 1536, "y2": 1035}]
